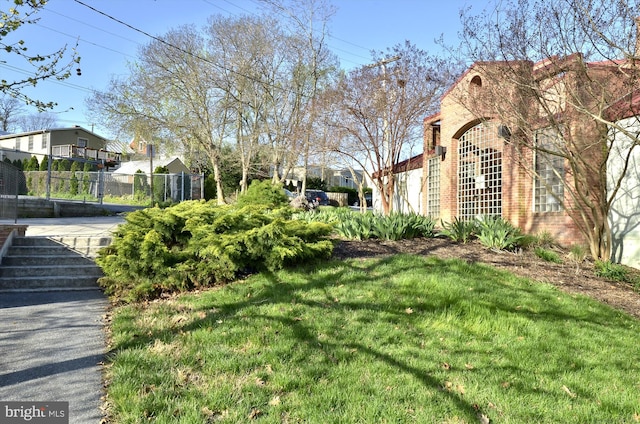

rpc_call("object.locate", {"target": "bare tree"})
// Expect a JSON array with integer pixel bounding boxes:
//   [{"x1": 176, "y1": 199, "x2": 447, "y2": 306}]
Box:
[
  {"x1": 0, "y1": 95, "x2": 23, "y2": 132},
  {"x1": 1, "y1": 1, "x2": 80, "y2": 110},
  {"x1": 452, "y1": 0, "x2": 640, "y2": 260},
  {"x1": 263, "y1": 0, "x2": 339, "y2": 192},
  {"x1": 327, "y1": 42, "x2": 453, "y2": 214},
  {"x1": 17, "y1": 111, "x2": 58, "y2": 131}
]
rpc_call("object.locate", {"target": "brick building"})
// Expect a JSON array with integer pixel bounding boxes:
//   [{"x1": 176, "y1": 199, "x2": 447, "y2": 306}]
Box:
[{"x1": 421, "y1": 53, "x2": 639, "y2": 247}]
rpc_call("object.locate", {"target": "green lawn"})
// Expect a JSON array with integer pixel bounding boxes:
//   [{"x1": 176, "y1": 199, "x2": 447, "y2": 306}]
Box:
[{"x1": 105, "y1": 255, "x2": 640, "y2": 423}]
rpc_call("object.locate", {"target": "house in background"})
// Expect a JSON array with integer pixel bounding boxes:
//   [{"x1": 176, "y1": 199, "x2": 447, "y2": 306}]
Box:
[
  {"x1": 606, "y1": 93, "x2": 640, "y2": 269},
  {"x1": 369, "y1": 153, "x2": 424, "y2": 214},
  {"x1": 113, "y1": 156, "x2": 190, "y2": 176},
  {"x1": 284, "y1": 165, "x2": 365, "y2": 191},
  {"x1": 0, "y1": 126, "x2": 120, "y2": 167}
]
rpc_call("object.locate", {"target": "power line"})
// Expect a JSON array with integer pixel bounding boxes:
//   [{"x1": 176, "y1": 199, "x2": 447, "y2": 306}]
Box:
[
  {"x1": 71, "y1": 0, "x2": 333, "y2": 98},
  {"x1": 35, "y1": 23, "x2": 136, "y2": 60}
]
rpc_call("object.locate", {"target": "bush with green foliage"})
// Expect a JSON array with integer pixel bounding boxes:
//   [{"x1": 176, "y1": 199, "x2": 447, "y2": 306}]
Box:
[
  {"x1": 236, "y1": 180, "x2": 289, "y2": 208},
  {"x1": 39, "y1": 156, "x2": 48, "y2": 171},
  {"x1": 306, "y1": 177, "x2": 327, "y2": 191},
  {"x1": 438, "y1": 217, "x2": 477, "y2": 243},
  {"x1": 475, "y1": 216, "x2": 524, "y2": 251},
  {"x1": 133, "y1": 170, "x2": 149, "y2": 201},
  {"x1": 297, "y1": 208, "x2": 435, "y2": 241},
  {"x1": 534, "y1": 247, "x2": 563, "y2": 263},
  {"x1": 82, "y1": 162, "x2": 92, "y2": 194},
  {"x1": 96, "y1": 200, "x2": 333, "y2": 301},
  {"x1": 594, "y1": 260, "x2": 630, "y2": 283},
  {"x1": 25, "y1": 156, "x2": 39, "y2": 171}
]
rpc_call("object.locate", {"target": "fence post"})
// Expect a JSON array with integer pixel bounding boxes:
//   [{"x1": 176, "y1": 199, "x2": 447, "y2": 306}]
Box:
[
  {"x1": 181, "y1": 172, "x2": 185, "y2": 201},
  {"x1": 98, "y1": 165, "x2": 104, "y2": 205},
  {"x1": 13, "y1": 167, "x2": 18, "y2": 223}
]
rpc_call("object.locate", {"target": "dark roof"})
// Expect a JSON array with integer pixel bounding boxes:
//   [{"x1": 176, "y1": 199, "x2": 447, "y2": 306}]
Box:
[
  {"x1": 0, "y1": 126, "x2": 106, "y2": 141},
  {"x1": 372, "y1": 153, "x2": 423, "y2": 178}
]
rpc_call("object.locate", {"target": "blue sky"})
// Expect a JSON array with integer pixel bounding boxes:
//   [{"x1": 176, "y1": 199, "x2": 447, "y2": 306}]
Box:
[{"x1": 2, "y1": 0, "x2": 479, "y2": 139}]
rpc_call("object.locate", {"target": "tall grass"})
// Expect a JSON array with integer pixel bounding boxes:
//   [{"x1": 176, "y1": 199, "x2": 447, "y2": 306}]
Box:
[{"x1": 106, "y1": 255, "x2": 640, "y2": 423}]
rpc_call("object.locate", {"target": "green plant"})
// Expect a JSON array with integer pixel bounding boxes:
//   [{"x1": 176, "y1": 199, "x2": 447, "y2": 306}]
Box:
[
  {"x1": 594, "y1": 260, "x2": 630, "y2": 282},
  {"x1": 535, "y1": 246, "x2": 563, "y2": 263},
  {"x1": 236, "y1": 180, "x2": 289, "y2": 208},
  {"x1": 96, "y1": 201, "x2": 333, "y2": 301},
  {"x1": 475, "y1": 216, "x2": 525, "y2": 251},
  {"x1": 534, "y1": 230, "x2": 556, "y2": 247},
  {"x1": 438, "y1": 217, "x2": 477, "y2": 243}
]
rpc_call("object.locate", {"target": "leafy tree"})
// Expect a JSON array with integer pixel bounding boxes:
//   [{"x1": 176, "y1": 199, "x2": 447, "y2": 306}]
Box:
[
  {"x1": 39, "y1": 155, "x2": 48, "y2": 171},
  {"x1": 26, "y1": 155, "x2": 38, "y2": 171},
  {"x1": 306, "y1": 177, "x2": 327, "y2": 191},
  {"x1": 0, "y1": 0, "x2": 80, "y2": 110},
  {"x1": 82, "y1": 161, "x2": 92, "y2": 194},
  {"x1": 69, "y1": 161, "x2": 80, "y2": 195}
]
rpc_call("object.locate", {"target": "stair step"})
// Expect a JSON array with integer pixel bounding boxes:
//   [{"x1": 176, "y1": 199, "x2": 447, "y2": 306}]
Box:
[
  {"x1": 0, "y1": 276, "x2": 101, "y2": 290},
  {"x1": 2, "y1": 255, "x2": 97, "y2": 266},
  {"x1": 7, "y1": 245, "x2": 104, "y2": 256},
  {"x1": 0, "y1": 235, "x2": 111, "y2": 292},
  {"x1": 0, "y1": 264, "x2": 103, "y2": 278}
]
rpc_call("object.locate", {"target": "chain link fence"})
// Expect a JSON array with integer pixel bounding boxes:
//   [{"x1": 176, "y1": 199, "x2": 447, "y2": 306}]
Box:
[
  {"x1": 0, "y1": 162, "x2": 27, "y2": 220},
  {"x1": 24, "y1": 170, "x2": 204, "y2": 204}
]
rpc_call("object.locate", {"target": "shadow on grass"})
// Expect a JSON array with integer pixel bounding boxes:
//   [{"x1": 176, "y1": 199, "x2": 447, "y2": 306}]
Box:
[{"x1": 107, "y1": 254, "x2": 639, "y2": 419}]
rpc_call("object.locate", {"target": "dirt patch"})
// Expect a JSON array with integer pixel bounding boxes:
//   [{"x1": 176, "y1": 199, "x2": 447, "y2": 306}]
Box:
[{"x1": 332, "y1": 237, "x2": 640, "y2": 319}]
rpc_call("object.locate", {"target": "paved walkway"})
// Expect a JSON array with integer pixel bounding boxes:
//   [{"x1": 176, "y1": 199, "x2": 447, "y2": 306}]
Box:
[{"x1": 0, "y1": 216, "x2": 125, "y2": 423}]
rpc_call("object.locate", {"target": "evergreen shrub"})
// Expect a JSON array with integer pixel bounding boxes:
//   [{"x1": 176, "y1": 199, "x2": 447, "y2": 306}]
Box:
[
  {"x1": 236, "y1": 179, "x2": 289, "y2": 208},
  {"x1": 96, "y1": 199, "x2": 333, "y2": 301}
]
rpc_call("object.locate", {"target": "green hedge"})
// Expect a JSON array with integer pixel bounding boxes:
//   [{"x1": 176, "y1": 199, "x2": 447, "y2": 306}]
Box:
[{"x1": 96, "y1": 199, "x2": 333, "y2": 301}]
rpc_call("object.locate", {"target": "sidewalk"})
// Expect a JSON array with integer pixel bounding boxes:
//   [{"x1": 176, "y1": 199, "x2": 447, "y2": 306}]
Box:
[{"x1": 0, "y1": 216, "x2": 125, "y2": 423}]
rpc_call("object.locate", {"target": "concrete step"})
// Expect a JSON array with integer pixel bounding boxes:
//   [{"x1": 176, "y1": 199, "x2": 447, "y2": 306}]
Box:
[
  {"x1": 0, "y1": 235, "x2": 110, "y2": 292},
  {"x1": 0, "y1": 264, "x2": 103, "y2": 279},
  {"x1": 2, "y1": 255, "x2": 97, "y2": 266},
  {"x1": 10, "y1": 236, "x2": 111, "y2": 258},
  {"x1": 0, "y1": 276, "x2": 102, "y2": 290}
]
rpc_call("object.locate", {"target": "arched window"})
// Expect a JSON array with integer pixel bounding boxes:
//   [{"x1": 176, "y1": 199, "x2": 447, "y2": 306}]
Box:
[
  {"x1": 457, "y1": 123, "x2": 502, "y2": 220},
  {"x1": 470, "y1": 75, "x2": 482, "y2": 89}
]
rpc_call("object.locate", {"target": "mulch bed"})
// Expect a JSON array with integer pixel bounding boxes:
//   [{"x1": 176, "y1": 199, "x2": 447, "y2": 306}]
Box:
[{"x1": 331, "y1": 237, "x2": 640, "y2": 320}]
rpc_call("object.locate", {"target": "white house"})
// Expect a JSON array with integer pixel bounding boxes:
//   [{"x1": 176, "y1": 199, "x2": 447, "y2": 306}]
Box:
[
  {"x1": 608, "y1": 111, "x2": 640, "y2": 270},
  {"x1": 284, "y1": 165, "x2": 365, "y2": 190},
  {"x1": 369, "y1": 153, "x2": 424, "y2": 214}
]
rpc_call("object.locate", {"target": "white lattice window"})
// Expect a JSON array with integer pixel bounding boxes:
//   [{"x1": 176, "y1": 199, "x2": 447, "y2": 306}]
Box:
[
  {"x1": 534, "y1": 129, "x2": 564, "y2": 212},
  {"x1": 457, "y1": 123, "x2": 503, "y2": 221},
  {"x1": 427, "y1": 156, "x2": 440, "y2": 218}
]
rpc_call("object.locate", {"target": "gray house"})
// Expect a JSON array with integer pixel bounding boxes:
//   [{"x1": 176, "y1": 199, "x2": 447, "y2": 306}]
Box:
[{"x1": 0, "y1": 126, "x2": 120, "y2": 166}]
